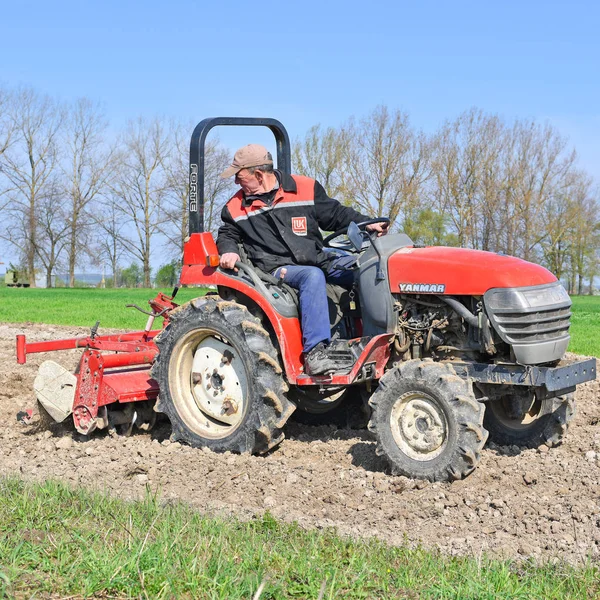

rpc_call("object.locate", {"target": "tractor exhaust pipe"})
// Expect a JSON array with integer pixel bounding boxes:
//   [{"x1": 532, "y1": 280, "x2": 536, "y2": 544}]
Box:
[{"x1": 439, "y1": 296, "x2": 479, "y2": 327}]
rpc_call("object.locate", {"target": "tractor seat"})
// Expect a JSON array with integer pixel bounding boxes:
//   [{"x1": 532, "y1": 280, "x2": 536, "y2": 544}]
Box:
[{"x1": 235, "y1": 245, "x2": 357, "y2": 329}]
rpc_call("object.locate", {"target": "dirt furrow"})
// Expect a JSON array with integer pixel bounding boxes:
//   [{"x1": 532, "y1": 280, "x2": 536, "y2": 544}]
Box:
[{"x1": 1, "y1": 323, "x2": 598, "y2": 564}]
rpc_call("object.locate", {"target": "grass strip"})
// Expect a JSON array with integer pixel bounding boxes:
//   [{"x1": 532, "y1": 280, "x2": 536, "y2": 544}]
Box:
[
  {"x1": 0, "y1": 288, "x2": 598, "y2": 358},
  {"x1": 0, "y1": 478, "x2": 598, "y2": 599},
  {"x1": 0, "y1": 287, "x2": 207, "y2": 330}
]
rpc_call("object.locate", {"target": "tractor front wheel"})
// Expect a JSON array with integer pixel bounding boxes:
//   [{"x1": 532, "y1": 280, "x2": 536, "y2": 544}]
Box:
[
  {"x1": 151, "y1": 297, "x2": 295, "y2": 454},
  {"x1": 368, "y1": 361, "x2": 488, "y2": 482}
]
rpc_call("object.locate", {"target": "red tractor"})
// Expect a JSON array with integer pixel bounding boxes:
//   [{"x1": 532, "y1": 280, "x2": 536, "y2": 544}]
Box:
[{"x1": 17, "y1": 118, "x2": 597, "y2": 482}]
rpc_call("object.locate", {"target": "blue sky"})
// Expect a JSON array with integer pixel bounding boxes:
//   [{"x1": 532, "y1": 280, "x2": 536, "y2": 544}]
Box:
[{"x1": 1, "y1": 0, "x2": 599, "y2": 270}]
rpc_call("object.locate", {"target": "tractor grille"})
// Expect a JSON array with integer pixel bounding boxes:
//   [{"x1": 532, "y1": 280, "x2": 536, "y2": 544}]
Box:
[
  {"x1": 490, "y1": 306, "x2": 571, "y2": 344},
  {"x1": 483, "y1": 283, "x2": 572, "y2": 363}
]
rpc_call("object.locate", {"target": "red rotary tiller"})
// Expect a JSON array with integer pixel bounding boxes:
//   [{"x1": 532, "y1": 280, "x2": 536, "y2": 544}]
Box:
[{"x1": 17, "y1": 292, "x2": 177, "y2": 434}]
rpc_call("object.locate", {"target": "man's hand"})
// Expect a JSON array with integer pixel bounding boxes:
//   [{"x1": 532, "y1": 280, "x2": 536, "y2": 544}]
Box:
[
  {"x1": 220, "y1": 252, "x2": 241, "y2": 271},
  {"x1": 366, "y1": 222, "x2": 390, "y2": 236}
]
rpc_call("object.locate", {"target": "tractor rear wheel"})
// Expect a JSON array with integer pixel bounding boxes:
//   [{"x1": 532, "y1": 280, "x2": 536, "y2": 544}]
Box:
[
  {"x1": 152, "y1": 297, "x2": 295, "y2": 453},
  {"x1": 368, "y1": 361, "x2": 488, "y2": 482},
  {"x1": 288, "y1": 386, "x2": 371, "y2": 428},
  {"x1": 483, "y1": 392, "x2": 575, "y2": 448},
  {"x1": 288, "y1": 387, "x2": 346, "y2": 414}
]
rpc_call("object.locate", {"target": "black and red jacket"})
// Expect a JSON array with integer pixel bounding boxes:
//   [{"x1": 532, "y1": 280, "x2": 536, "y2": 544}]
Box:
[{"x1": 216, "y1": 171, "x2": 370, "y2": 273}]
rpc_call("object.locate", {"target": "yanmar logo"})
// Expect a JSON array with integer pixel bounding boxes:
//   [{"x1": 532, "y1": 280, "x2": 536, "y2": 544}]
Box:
[
  {"x1": 291, "y1": 216, "x2": 307, "y2": 236},
  {"x1": 399, "y1": 283, "x2": 446, "y2": 293}
]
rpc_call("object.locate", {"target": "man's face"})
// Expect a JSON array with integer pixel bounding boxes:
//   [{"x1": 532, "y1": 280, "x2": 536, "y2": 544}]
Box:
[{"x1": 235, "y1": 169, "x2": 262, "y2": 195}]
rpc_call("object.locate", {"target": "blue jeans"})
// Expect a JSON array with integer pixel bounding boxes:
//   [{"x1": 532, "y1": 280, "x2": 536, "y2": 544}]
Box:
[{"x1": 273, "y1": 252, "x2": 357, "y2": 353}]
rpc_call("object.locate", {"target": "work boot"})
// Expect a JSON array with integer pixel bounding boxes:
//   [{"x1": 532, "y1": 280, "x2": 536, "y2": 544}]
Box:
[{"x1": 304, "y1": 342, "x2": 354, "y2": 376}]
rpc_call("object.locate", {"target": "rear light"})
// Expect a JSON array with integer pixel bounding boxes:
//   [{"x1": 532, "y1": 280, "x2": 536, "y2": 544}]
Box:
[{"x1": 206, "y1": 255, "x2": 220, "y2": 267}]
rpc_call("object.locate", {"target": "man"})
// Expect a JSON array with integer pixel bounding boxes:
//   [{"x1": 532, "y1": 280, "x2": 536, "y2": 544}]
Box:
[{"x1": 217, "y1": 144, "x2": 388, "y2": 375}]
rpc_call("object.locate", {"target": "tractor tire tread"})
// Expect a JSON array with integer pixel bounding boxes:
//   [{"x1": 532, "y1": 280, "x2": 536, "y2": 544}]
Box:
[
  {"x1": 368, "y1": 360, "x2": 487, "y2": 482},
  {"x1": 484, "y1": 392, "x2": 575, "y2": 448},
  {"x1": 152, "y1": 297, "x2": 295, "y2": 455}
]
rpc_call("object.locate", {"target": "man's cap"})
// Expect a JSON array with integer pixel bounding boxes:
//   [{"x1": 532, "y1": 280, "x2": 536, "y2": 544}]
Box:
[{"x1": 219, "y1": 144, "x2": 273, "y2": 178}]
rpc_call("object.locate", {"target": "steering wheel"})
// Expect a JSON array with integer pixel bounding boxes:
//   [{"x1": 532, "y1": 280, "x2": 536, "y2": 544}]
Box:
[{"x1": 323, "y1": 217, "x2": 391, "y2": 250}]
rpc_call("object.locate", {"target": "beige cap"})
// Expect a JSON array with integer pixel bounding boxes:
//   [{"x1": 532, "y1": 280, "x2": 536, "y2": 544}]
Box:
[{"x1": 219, "y1": 144, "x2": 273, "y2": 178}]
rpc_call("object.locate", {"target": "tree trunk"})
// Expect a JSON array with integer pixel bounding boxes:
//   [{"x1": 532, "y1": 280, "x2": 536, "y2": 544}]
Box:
[
  {"x1": 27, "y1": 188, "x2": 37, "y2": 287},
  {"x1": 68, "y1": 222, "x2": 77, "y2": 288}
]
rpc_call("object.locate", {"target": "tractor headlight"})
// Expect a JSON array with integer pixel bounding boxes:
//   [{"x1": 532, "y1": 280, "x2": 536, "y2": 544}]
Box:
[
  {"x1": 484, "y1": 282, "x2": 570, "y2": 312},
  {"x1": 484, "y1": 289, "x2": 528, "y2": 311}
]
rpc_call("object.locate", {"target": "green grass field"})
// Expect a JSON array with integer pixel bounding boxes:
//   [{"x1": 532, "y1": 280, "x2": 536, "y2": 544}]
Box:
[
  {"x1": 0, "y1": 287, "x2": 207, "y2": 330},
  {"x1": 569, "y1": 296, "x2": 600, "y2": 357},
  {"x1": 0, "y1": 287, "x2": 598, "y2": 357},
  {"x1": 0, "y1": 478, "x2": 597, "y2": 600}
]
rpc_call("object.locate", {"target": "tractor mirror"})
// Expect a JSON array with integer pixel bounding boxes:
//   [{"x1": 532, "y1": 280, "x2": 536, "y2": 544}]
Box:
[{"x1": 347, "y1": 222, "x2": 364, "y2": 252}]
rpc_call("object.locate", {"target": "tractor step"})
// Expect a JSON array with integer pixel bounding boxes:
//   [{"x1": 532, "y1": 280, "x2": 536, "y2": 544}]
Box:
[{"x1": 296, "y1": 334, "x2": 393, "y2": 385}]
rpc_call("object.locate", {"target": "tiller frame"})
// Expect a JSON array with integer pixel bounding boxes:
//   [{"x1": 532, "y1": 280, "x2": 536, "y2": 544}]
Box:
[{"x1": 16, "y1": 292, "x2": 177, "y2": 435}]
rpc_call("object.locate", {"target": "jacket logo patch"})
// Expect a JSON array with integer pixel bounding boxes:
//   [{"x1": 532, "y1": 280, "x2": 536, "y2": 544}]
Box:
[{"x1": 292, "y1": 216, "x2": 307, "y2": 236}]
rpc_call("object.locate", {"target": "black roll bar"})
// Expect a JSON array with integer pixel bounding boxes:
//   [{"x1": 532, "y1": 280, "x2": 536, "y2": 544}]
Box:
[{"x1": 188, "y1": 117, "x2": 292, "y2": 235}]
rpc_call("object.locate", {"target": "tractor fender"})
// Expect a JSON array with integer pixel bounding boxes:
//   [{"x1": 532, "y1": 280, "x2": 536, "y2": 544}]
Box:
[{"x1": 180, "y1": 264, "x2": 305, "y2": 382}]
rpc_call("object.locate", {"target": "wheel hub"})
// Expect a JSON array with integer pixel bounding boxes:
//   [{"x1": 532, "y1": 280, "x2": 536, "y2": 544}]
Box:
[
  {"x1": 210, "y1": 372, "x2": 223, "y2": 389},
  {"x1": 390, "y1": 392, "x2": 448, "y2": 461},
  {"x1": 190, "y1": 336, "x2": 246, "y2": 426}
]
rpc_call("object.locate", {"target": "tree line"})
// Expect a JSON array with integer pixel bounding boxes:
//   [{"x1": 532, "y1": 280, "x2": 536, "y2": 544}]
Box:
[
  {"x1": 0, "y1": 87, "x2": 598, "y2": 293},
  {"x1": 0, "y1": 86, "x2": 233, "y2": 288},
  {"x1": 294, "y1": 106, "x2": 599, "y2": 294}
]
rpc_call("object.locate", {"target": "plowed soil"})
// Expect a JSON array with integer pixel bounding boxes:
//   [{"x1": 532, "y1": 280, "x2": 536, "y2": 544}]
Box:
[{"x1": 1, "y1": 323, "x2": 599, "y2": 564}]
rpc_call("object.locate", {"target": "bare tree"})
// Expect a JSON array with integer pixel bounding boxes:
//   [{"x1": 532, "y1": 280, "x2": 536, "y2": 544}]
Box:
[
  {"x1": 539, "y1": 182, "x2": 577, "y2": 282},
  {"x1": 35, "y1": 179, "x2": 70, "y2": 287},
  {"x1": 0, "y1": 88, "x2": 63, "y2": 286},
  {"x1": 474, "y1": 115, "x2": 508, "y2": 251},
  {"x1": 430, "y1": 109, "x2": 506, "y2": 249},
  {"x1": 563, "y1": 173, "x2": 599, "y2": 294},
  {"x1": 62, "y1": 98, "x2": 113, "y2": 287},
  {"x1": 342, "y1": 106, "x2": 431, "y2": 228},
  {"x1": 293, "y1": 124, "x2": 349, "y2": 199},
  {"x1": 91, "y1": 193, "x2": 128, "y2": 287},
  {"x1": 111, "y1": 118, "x2": 169, "y2": 287},
  {"x1": 0, "y1": 86, "x2": 16, "y2": 214},
  {"x1": 587, "y1": 239, "x2": 600, "y2": 295},
  {"x1": 0, "y1": 86, "x2": 15, "y2": 161},
  {"x1": 203, "y1": 138, "x2": 236, "y2": 235},
  {"x1": 502, "y1": 120, "x2": 576, "y2": 261},
  {"x1": 428, "y1": 109, "x2": 588, "y2": 276},
  {"x1": 162, "y1": 122, "x2": 232, "y2": 259}
]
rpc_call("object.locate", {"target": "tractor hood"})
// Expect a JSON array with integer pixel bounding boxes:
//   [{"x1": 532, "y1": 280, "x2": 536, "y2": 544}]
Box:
[{"x1": 387, "y1": 246, "x2": 556, "y2": 296}]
